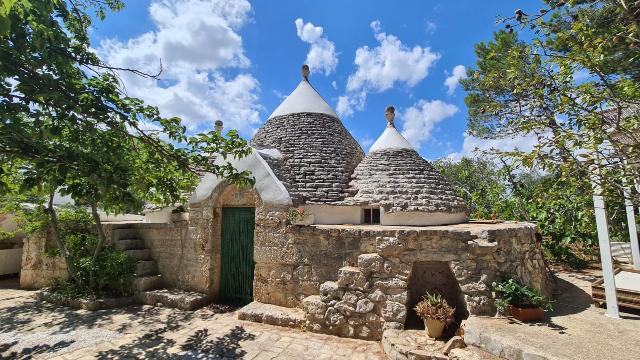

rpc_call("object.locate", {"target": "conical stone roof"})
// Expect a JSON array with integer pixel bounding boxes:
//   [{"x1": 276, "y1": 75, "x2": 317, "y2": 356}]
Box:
[
  {"x1": 251, "y1": 66, "x2": 364, "y2": 205},
  {"x1": 344, "y1": 106, "x2": 468, "y2": 215}
]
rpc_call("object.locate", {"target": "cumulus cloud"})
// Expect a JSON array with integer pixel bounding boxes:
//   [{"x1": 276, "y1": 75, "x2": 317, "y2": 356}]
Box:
[
  {"x1": 446, "y1": 132, "x2": 540, "y2": 162},
  {"x1": 97, "y1": 0, "x2": 261, "y2": 135},
  {"x1": 444, "y1": 65, "x2": 466, "y2": 95},
  {"x1": 400, "y1": 100, "x2": 459, "y2": 149},
  {"x1": 337, "y1": 20, "x2": 440, "y2": 117},
  {"x1": 295, "y1": 18, "x2": 338, "y2": 76}
]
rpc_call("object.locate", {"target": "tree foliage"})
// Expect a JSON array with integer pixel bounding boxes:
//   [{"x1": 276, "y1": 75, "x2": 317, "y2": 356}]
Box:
[
  {"x1": 463, "y1": 0, "x2": 640, "y2": 202},
  {"x1": 0, "y1": 0, "x2": 254, "y2": 287},
  {"x1": 436, "y1": 156, "x2": 629, "y2": 267}
]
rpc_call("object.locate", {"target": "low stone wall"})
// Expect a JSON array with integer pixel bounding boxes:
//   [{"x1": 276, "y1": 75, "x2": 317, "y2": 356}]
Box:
[
  {"x1": 20, "y1": 234, "x2": 68, "y2": 289},
  {"x1": 105, "y1": 222, "x2": 208, "y2": 294},
  {"x1": 253, "y1": 220, "x2": 553, "y2": 340}
]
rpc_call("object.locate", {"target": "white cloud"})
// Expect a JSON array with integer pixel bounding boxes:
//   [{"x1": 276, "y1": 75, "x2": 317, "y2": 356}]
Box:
[
  {"x1": 446, "y1": 132, "x2": 540, "y2": 162},
  {"x1": 97, "y1": 0, "x2": 261, "y2": 135},
  {"x1": 336, "y1": 92, "x2": 366, "y2": 118},
  {"x1": 400, "y1": 100, "x2": 459, "y2": 149},
  {"x1": 444, "y1": 65, "x2": 466, "y2": 95},
  {"x1": 331, "y1": 81, "x2": 337, "y2": 90},
  {"x1": 295, "y1": 18, "x2": 338, "y2": 76},
  {"x1": 425, "y1": 21, "x2": 437, "y2": 34},
  {"x1": 337, "y1": 20, "x2": 440, "y2": 117}
]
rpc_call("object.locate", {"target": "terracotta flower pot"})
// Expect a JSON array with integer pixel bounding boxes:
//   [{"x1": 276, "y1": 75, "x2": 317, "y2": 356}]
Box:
[
  {"x1": 424, "y1": 319, "x2": 446, "y2": 338},
  {"x1": 508, "y1": 304, "x2": 544, "y2": 322}
]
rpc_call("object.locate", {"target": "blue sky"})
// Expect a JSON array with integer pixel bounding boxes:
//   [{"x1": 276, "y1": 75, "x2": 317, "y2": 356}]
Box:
[{"x1": 90, "y1": 0, "x2": 538, "y2": 160}]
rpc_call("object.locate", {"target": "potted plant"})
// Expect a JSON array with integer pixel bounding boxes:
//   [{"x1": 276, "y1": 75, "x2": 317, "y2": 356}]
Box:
[
  {"x1": 287, "y1": 207, "x2": 313, "y2": 226},
  {"x1": 170, "y1": 205, "x2": 189, "y2": 222},
  {"x1": 492, "y1": 278, "x2": 552, "y2": 322},
  {"x1": 414, "y1": 292, "x2": 455, "y2": 339}
]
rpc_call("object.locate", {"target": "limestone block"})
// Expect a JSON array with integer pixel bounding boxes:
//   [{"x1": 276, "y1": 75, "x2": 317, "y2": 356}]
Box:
[
  {"x1": 319, "y1": 281, "x2": 343, "y2": 301},
  {"x1": 351, "y1": 272, "x2": 369, "y2": 291},
  {"x1": 357, "y1": 253, "x2": 384, "y2": 273},
  {"x1": 302, "y1": 295, "x2": 326, "y2": 315},
  {"x1": 337, "y1": 266, "x2": 361, "y2": 287},
  {"x1": 374, "y1": 277, "x2": 407, "y2": 291},
  {"x1": 381, "y1": 301, "x2": 407, "y2": 322},
  {"x1": 382, "y1": 321, "x2": 403, "y2": 331},
  {"x1": 325, "y1": 307, "x2": 346, "y2": 326},
  {"x1": 335, "y1": 300, "x2": 356, "y2": 316},
  {"x1": 342, "y1": 291, "x2": 359, "y2": 305},
  {"x1": 442, "y1": 335, "x2": 466, "y2": 355},
  {"x1": 368, "y1": 289, "x2": 386, "y2": 302},
  {"x1": 356, "y1": 299, "x2": 375, "y2": 313},
  {"x1": 385, "y1": 291, "x2": 408, "y2": 304}
]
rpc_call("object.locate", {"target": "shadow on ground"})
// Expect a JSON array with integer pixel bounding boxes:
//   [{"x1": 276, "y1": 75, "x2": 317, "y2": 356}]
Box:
[{"x1": 93, "y1": 325, "x2": 256, "y2": 359}]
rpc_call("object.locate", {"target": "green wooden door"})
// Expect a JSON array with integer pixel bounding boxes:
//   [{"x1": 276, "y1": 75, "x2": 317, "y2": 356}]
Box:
[{"x1": 220, "y1": 207, "x2": 255, "y2": 304}]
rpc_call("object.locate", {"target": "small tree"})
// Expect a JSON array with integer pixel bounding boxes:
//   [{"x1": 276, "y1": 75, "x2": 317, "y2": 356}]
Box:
[
  {"x1": 0, "y1": 0, "x2": 254, "y2": 290},
  {"x1": 462, "y1": 0, "x2": 640, "y2": 203}
]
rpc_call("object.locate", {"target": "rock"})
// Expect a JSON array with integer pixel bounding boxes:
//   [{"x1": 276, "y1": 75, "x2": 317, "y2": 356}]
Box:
[
  {"x1": 368, "y1": 289, "x2": 386, "y2": 302},
  {"x1": 352, "y1": 273, "x2": 369, "y2": 291},
  {"x1": 382, "y1": 321, "x2": 403, "y2": 331},
  {"x1": 381, "y1": 301, "x2": 407, "y2": 322},
  {"x1": 448, "y1": 348, "x2": 482, "y2": 360},
  {"x1": 356, "y1": 299, "x2": 374, "y2": 313},
  {"x1": 357, "y1": 253, "x2": 384, "y2": 273},
  {"x1": 373, "y1": 277, "x2": 407, "y2": 291},
  {"x1": 302, "y1": 295, "x2": 326, "y2": 315},
  {"x1": 365, "y1": 312, "x2": 380, "y2": 322},
  {"x1": 385, "y1": 291, "x2": 408, "y2": 304},
  {"x1": 320, "y1": 281, "x2": 343, "y2": 300},
  {"x1": 442, "y1": 335, "x2": 466, "y2": 355},
  {"x1": 343, "y1": 291, "x2": 359, "y2": 305},
  {"x1": 335, "y1": 300, "x2": 356, "y2": 315},
  {"x1": 325, "y1": 307, "x2": 346, "y2": 326},
  {"x1": 337, "y1": 267, "x2": 361, "y2": 287}
]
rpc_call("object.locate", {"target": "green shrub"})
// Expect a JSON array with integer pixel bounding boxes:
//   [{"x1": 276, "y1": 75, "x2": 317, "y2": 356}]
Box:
[{"x1": 492, "y1": 278, "x2": 552, "y2": 312}]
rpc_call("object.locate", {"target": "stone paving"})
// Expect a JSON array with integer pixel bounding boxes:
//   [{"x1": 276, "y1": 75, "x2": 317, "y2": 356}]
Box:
[{"x1": 0, "y1": 278, "x2": 384, "y2": 360}]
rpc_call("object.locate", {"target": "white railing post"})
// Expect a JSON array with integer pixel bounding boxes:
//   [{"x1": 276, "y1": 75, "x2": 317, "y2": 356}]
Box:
[
  {"x1": 590, "y1": 162, "x2": 619, "y2": 318},
  {"x1": 623, "y1": 187, "x2": 640, "y2": 270}
]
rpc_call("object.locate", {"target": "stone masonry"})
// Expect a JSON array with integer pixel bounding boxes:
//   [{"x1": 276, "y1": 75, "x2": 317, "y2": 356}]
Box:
[
  {"x1": 344, "y1": 148, "x2": 467, "y2": 214},
  {"x1": 251, "y1": 112, "x2": 364, "y2": 205},
  {"x1": 252, "y1": 218, "x2": 553, "y2": 340}
]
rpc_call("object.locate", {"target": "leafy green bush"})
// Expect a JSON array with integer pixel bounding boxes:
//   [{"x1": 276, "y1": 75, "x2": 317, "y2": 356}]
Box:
[
  {"x1": 492, "y1": 278, "x2": 552, "y2": 311},
  {"x1": 8, "y1": 204, "x2": 135, "y2": 297}
]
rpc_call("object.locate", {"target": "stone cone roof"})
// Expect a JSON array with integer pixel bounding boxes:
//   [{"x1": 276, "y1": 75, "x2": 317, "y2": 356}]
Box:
[
  {"x1": 251, "y1": 75, "x2": 364, "y2": 205},
  {"x1": 344, "y1": 117, "x2": 467, "y2": 214}
]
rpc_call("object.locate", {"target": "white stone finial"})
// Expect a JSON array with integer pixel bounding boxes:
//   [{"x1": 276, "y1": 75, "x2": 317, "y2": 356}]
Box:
[
  {"x1": 214, "y1": 120, "x2": 223, "y2": 134},
  {"x1": 302, "y1": 64, "x2": 310, "y2": 81},
  {"x1": 385, "y1": 105, "x2": 395, "y2": 128}
]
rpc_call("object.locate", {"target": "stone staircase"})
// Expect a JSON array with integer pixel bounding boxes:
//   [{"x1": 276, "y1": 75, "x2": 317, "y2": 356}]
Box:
[{"x1": 111, "y1": 228, "x2": 209, "y2": 310}]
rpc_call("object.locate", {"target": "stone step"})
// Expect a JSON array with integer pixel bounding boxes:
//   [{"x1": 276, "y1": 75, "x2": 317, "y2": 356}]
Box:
[
  {"x1": 131, "y1": 274, "x2": 163, "y2": 292},
  {"x1": 124, "y1": 249, "x2": 151, "y2": 261},
  {"x1": 237, "y1": 301, "x2": 305, "y2": 329},
  {"x1": 114, "y1": 239, "x2": 145, "y2": 251},
  {"x1": 135, "y1": 260, "x2": 157, "y2": 277},
  {"x1": 138, "y1": 289, "x2": 209, "y2": 311},
  {"x1": 112, "y1": 228, "x2": 138, "y2": 242}
]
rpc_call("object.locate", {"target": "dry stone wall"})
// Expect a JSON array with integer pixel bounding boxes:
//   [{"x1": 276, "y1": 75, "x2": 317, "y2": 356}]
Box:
[{"x1": 253, "y1": 216, "x2": 553, "y2": 341}]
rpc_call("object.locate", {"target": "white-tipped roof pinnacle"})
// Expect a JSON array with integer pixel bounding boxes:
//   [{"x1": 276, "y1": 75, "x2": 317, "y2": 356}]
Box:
[
  {"x1": 268, "y1": 65, "x2": 338, "y2": 119},
  {"x1": 368, "y1": 105, "x2": 414, "y2": 153}
]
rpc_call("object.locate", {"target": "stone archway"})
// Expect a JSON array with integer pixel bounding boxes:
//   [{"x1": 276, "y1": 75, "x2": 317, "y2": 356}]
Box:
[{"x1": 405, "y1": 261, "x2": 469, "y2": 330}]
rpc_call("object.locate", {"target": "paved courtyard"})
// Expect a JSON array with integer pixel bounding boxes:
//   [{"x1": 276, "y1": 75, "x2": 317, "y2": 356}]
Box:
[{"x1": 0, "y1": 278, "x2": 384, "y2": 360}]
